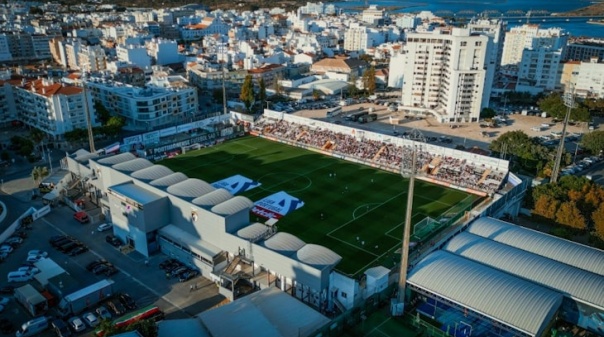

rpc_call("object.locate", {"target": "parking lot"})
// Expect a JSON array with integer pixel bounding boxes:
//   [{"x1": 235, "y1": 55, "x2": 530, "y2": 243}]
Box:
[{"x1": 0, "y1": 201, "x2": 223, "y2": 337}]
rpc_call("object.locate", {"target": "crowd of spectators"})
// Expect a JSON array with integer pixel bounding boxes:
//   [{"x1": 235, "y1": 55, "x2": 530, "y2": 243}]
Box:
[{"x1": 252, "y1": 118, "x2": 506, "y2": 194}]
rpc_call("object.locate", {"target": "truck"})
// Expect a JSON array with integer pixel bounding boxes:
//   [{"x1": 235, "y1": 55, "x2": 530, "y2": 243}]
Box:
[
  {"x1": 14, "y1": 284, "x2": 48, "y2": 317},
  {"x1": 58, "y1": 279, "x2": 114, "y2": 317}
]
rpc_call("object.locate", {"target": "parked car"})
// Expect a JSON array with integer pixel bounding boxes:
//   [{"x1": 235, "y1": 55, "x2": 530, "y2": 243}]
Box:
[
  {"x1": 97, "y1": 223, "x2": 113, "y2": 232},
  {"x1": 0, "y1": 245, "x2": 13, "y2": 254},
  {"x1": 179, "y1": 270, "x2": 199, "y2": 282},
  {"x1": 92, "y1": 264, "x2": 109, "y2": 275},
  {"x1": 159, "y1": 259, "x2": 178, "y2": 270},
  {"x1": 73, "y1": 211, "x2": 90, "y2": 224},
  {"x1": 82, "y1": 312, "x2": 100, "y2": 327},
  {"x1": 27, "y1": 250, "x2": 48, "y2": 258},
  {"x1": 86, "y1": 259, "x2": 108, "y2": 272},
  {"x1": 51, "y1": 237, "x2": 72, "y2": 249},
  {"x1": 105, "y1": 235, "x2": 122, "y2": 248},
  {"x1": 170, "y1": 267, "x2": 188, "y2": 278},
  {"x1": 95, "y1": 306, "x2": 112, "y2": 320},
  {"x1": 51, "y1": 319, "x2": 72, "y2": 337},
  {"x1": 68, "y1": 317, "x2": 85, "y2": 332},
  {"x1": 68, "y1": 246, "x2": 88, "y2": 256},
  {"x1": 17, "y1": 266, "x2": 40, "y2": 275},
  {"x1": 5, "y1": 237, "x2": 23, "y2": 245},
  {"x1": 25, "y1": 254, "x2": 44, "y2": 263},
  {"x1": 118, "y1": 293, "x2": 136, "y2": 310},
  {"x1": 107, "y1": 300, "x2": 126, "y2": 316}
]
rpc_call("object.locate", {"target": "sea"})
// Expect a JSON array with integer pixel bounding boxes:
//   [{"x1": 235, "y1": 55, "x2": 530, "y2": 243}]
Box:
[{"x1": 334, "y1": 0, "x2": 604, "y2": 38}]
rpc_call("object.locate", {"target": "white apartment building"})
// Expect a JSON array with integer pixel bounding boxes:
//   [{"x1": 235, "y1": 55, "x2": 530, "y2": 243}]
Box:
[
  {"x1": 468, "y1": 18, "x2": 505, "y2": 104},
  {"x1": 399, "y1": 28, "x2": 488, "y2": 123},
  {"x1": 395, "y1": 15, "x2": 421, "y2": 30},
  {"x1": 12, "y1": 79, "x2": 99, "y2": 139},
  {"x1": 0, "y1": 34, "x2": 11, "y2": 61},
  {"x1": 78, "y1": 45, "x2": 107, "y2": 73},
  {"x1": 362, "y1": 5, "x2": 385, "y2": 25},
  {"x1": 146, "y1": 38, "x2": 181, "y2": 66},
  {"x1": 116, "y1": 44, "x2": 151, "y2": 69},
  {"x1": 388, "y1": 51, "x2": 405, "y2": 88},
  {"x1": 0, "y1": 80, "x2": 17, "y2": 125},
  {"x1": 501, "y1": 24, "x2": 568, "y2": 66},
  {"x1": 64, "y1": 38, "x2": 83, "y2": 70},
  {"x1": 85, "y1": 79, "x2": 197, "y2": 130},
  {"x1": 344, "y1": 23, "x2": 372, "y2": 52},
  {"x1": 566, "y1": 57, "x2": 604, "y2": 98},
  {"x1": 179, "y1": 17, "x2": 229, "y2": 41},
  {"x1": 517, "y1": 48, "x2": 564, "y2": 92}
]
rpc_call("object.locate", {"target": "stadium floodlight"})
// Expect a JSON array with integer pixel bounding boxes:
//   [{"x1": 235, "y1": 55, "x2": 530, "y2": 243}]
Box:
[
  {"x1": 551, "y1": 84, "x2": 576, "y2": 184},
  {"x1": 392, "y1": 141, "x2": 420, "y2": 316}
]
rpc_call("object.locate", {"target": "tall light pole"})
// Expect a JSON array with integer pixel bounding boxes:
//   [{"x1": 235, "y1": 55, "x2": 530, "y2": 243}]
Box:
[
  {"x1": 81, "y1": 74, "x2": 96, "y2": 153},
  {"x1": 393, "y1": 132, "x2": 424, "y2": 316},
  {"x1": 551, "y1": 85, "x2": 575, "y2": 183}
]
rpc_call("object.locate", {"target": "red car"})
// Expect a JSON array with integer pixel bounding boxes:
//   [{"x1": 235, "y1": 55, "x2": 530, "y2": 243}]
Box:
[{"x1": 74, "y1": 211, "x2": 90, "y2": 224}]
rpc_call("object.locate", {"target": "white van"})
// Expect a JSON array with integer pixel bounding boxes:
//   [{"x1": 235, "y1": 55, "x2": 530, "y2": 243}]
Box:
[
  {"x1": 16, "y1": 317, "x2": 48, "y2": 337},
  {"x1": 7, "y1": 271, "x2": 33, "y2": 283}
]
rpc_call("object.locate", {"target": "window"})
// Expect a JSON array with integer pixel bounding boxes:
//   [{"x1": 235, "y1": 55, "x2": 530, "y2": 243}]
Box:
[
  {"x1": 341, "y1": 292, "x2": 347, "y2": 299},
  {"x1": 461, "y1": 41, "x2": 467, "y2": 47},
  {"x1": 475, "y1": 41, "x2": 482, "y2": 47}
]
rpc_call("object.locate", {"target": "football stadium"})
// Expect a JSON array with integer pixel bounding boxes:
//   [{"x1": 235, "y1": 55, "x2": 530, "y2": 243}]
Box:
[{"x1": 66, "y1": 110, "x2": 604, "y2": 337}]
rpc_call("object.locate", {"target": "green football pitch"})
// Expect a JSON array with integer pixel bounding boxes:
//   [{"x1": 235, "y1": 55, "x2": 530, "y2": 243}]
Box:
[{"x1": 160, "y1": 136, "x2": 478, "y2": 276}]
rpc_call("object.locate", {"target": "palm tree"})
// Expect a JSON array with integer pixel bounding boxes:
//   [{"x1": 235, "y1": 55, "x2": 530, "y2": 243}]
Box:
[{"x1": 31, "y1": 166, "x2": 49, "y2": 186}]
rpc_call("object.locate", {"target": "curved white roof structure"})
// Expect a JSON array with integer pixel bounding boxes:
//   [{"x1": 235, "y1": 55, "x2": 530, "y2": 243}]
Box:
[
  {"x1": 408, "y1": 251, "x2": 563, "y2": 337},
  {"x1": 211, "y1": 196, "x2": 254, "y2": 216},
  {"x1": 131, "y1": 165, "x2": 174, "y2": 181},
  {"x1": 237, "y1": 223, "x2": 270, "y2": 240},
  {"x1": 192, "y1": 189, "x2": 233, "y2": 208},
  {"x1": 469, "y1": 217, "x2": 604, "y2": 276},
  {"x1": 112, "y1": 158, "x2": 153, "y2": 173},
  {"x1": 150, "y1": 172, "x2": 188, "y2": 187},
  {"x1": 97, "y1": 152, "x2": 136, "y2": 165},
  {"x1": 263, "y1": 232, "x2": 306, "y2": 255},
  {"x1": 167, "y1": 178, "x2": 215, "y2": 199},
  {"x1": 296, "y1": 244, "x2": 341, "y2": 268},
  {"x1": 445, "y1": 232, "x2": 604, "y2": 310}
]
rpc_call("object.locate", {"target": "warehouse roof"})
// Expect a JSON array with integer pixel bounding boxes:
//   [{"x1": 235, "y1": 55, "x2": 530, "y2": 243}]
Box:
[
  {"x1": 159, "y1": 225, "x2": 222, "y2": 260},
  {"x1": 150, "y1": 172, "x2": 188, "y2": 187},
  {"x1": 211, "y1": 196, "x2": 254, "y2": 216},
  {"x1": 167, "y1": 178, "x2": 215, "y2": 199},
  {"x1": 97, "y1": 152, "x2": 136, "y2": 165},
  {"x1": 198, "y1": 287, "x2": 329, "y2": 337},
  {"x1": 407, "y1": 251, "x2": 563, "y2": 337},
  {"x1": 444, "y1": 232, "x2": 604, "y2": 310},
  {"x1": 112, "y1": 158, "x2": 153, "y2": 173},
  {"x1": 131, "y1": 165, "x2": 174, "y2": 181},
  {"x1": 296, "y1": 244, "x2": 341, "y2": 269},
  {"x1": 237, "y1": 223, "x2": 270, "y2": 240},
  {"x1": 110, "y1": 182, "x2": 163, "y2": 205},
  {"x1": 263, "y1": 232, "x2": 306, "y2": 255},
  {"x1": 469, "y1": 217, "x2": 604, "y2": 276},
  {"x1": 192, "y1": 189, "x2": 233, "y2": 208}
]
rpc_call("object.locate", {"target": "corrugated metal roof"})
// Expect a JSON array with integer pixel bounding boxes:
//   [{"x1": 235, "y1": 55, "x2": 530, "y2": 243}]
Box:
[
  {"x1": 197, "y1": 287, "x2": 330, "y2": 337},
  {"x1": 263, "y1": 232, "x2": 306, "y2": 255},
  {"x1": 445, "y1": 232, "x2": 604, "y2": 310},
  {"x1": 211, "y1": 196, "x2": 254, "y2": 216},
  {"x1": 97, "y1": 152, "x2": 137, "y2": 165},
  {"x1": 159, "y1": 224, "x2": 222, "y2": 260},
  {"x1": 365, "y1": 266, "x2": 390, "y2": 280},
  {"x1": 192, "y1": 189, "x2": 233, "y2": 208},
  {"x1": 167, "y1": 178, "x2": 215, "y2": 199},
  {"x1": 131, "y1": 165, "x2": 174, "y2": 181},
  {"x1": 150, "y1": 172, "x2": 188, "y2": 187},
  {"x1": 110, "y1": 182, "x2": 163, "y2": 204},
  {"x1": 469, "y1": 217, "x2": 604, "y2": 276},
  {"x1": 112, "y1": 158, "x2": 153, "y2": 173},
  {"x1": 237, "y1": 223, "x2": 270, "y2": 240},
  {"x1": 296, "y1": 244, "x2": 342, "y2": 268},
  {"x1": 408, "y1": 251, "x2": 563, "y2": 337}
]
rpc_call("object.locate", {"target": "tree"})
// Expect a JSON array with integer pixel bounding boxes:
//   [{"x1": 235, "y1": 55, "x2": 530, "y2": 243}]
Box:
[
  {"x1": 581, "y1": 130, "x2": 604, "y2": 155},
  {"x1": 592, "y1": 203, "x2": 604, "y2": 239},
  {"x1": 258, "y1": 78, "x2": 266, "y2": 110},
  {"x1": 64, "y1": 128, "x2": 88, "y2": 142},
  {"x1": 273, "y1": 74, "x2": 283, "y2": 96},
  {"x1": 533, "y1": 195, "x2": 560, "y2": 220},
  {"x1": 538, "y1": 92, "x2": 590, "y2": 122},
  {"x1": 348, "y1": 73, "x2": 359, "y2": 98},
  {"x1": 312, "y1": 89, "x2": 321, "y2": 101},
  {"x1": 489, "y1": 130, "x2": 552, "y2": 174},
  {"x1": 556, "y1": 201, "x2": 586, "y2": 231},
  {"x1": 362, "y1": 66, "x2": 376, "y2": 95},
  {"x1": 239, "y1": 75, "x2": 255, "y2": 113},
  {"x1": 480, "y1": 108, "x2": 496, "y2": 119},
  {"x1": 95, "y1": 102, "x2": 111, "y2": 125},
  {"x1": 31, "y1": 166, "x2": 49, "y2": 186}
]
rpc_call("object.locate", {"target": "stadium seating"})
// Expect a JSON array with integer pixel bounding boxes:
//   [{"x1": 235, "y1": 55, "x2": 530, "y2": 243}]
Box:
[{"x1": 252, "y1": 119, "x2": 506, "y2": 194}]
